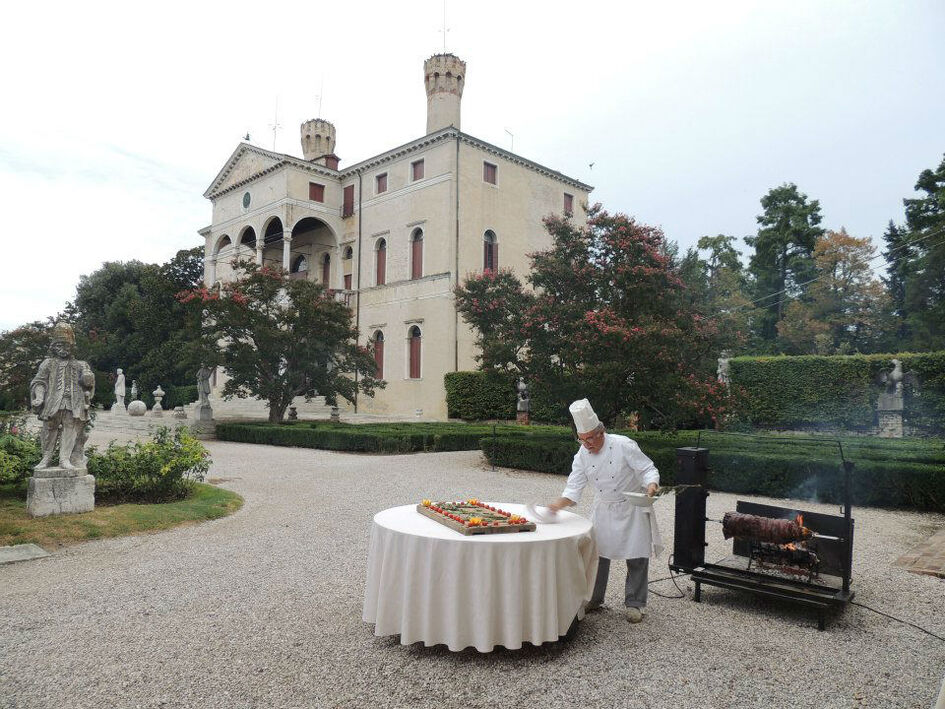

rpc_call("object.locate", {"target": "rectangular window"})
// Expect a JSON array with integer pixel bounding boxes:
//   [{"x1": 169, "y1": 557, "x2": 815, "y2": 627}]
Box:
[
  {"x1": 376, "y1": 173, "x2": 387, "y2": 194},
  {"x1": 563, "y1": 193, "x2": 574, "y2": 216},
  {"x1": 309, "y1": 182, "x2": 325, "y2": 202},
  {"x1": 411, "y1": 159, "x2": 425, "y2": 181},
  {"x1": 343, "y1": 184, "x2": 355, "y2": 217},
  {"x1": 343, "y1": 273, "x2": 352, "y2": 290},
  {"x1": 483, "y1": 162, "x2": 497, "y2": 185}
]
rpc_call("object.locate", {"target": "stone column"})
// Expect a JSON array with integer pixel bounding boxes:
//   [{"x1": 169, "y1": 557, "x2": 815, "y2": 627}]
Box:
[
  {"x1": 256, "y1": 241, "x2": 264, "y2": 266},
  {"x1": 282, "y1": 230, "x2": 293, "y2": 272},
  {"x1": 206, "y1": 255, "x2": 217, "y2": 286}
]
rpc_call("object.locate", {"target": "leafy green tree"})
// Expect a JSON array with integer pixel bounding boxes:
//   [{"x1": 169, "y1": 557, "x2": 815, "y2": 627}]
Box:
[
  {"x1": 901, "y1": 154, "x2": 945, "y2": 349},
  {"x1": 182, "y1": 260, "x2": 383, "y2": 423},
  {"x1": 456, "y1": 206, "x2": 733, "y2": 429},
  {"x1": 0, "y1": 320, "x2": 54, "y2": 410},
  {"x1": 66, "y1": 248, "x2": 205, "y2": 401},
  {"x1": 745, "y1": 184, "x2": 824, "y2": 345}
]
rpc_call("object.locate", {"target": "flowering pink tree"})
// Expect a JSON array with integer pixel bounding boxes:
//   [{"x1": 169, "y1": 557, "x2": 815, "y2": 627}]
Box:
[{"x1": 455, "y1": 206, "x2": 734, "y2": 427}]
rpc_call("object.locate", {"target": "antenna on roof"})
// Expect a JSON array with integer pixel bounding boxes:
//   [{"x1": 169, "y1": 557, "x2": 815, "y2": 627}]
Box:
[
  {"x1": 244, "y1": 132, "x2": 251, "y2": 142},
  {"x1": 269, "y1": 97, "x2": 282, "y2": 151},
  {"x1": 316, "y1": 75, "x2": 324, "y2": 117},
  {"x1": 505, "y1": 128, "x2": 514, "y2": 153},
  {"x1": 439, "y1": 0, "x2": 450, "y2": 51}
]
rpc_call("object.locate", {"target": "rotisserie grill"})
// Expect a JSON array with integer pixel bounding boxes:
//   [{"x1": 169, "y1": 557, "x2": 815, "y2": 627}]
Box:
[{"x1": 671, "y1": 446, "x2": 855, "y2": 630}]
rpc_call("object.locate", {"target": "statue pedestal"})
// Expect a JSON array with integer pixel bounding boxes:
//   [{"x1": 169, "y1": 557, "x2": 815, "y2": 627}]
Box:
[
  {"x1": 516, "y1": 411, "x2": 530, "y2": 425},
  {"x1": 110, "y1": 402, "x2": 126, "y2": 415},
  {"x1": 27, "y1": 468, "x2": 95, "y2": 517},
  {"x1": 877, "y1": 410, "x2": 904, "y2": 438},
  {"x1": 197, "y1": 404, "x2": 214, "y2": 422}
]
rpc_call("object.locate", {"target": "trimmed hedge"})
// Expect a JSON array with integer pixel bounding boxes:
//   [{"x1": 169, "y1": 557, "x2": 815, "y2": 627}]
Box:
[
  {"x1": 215, "y1": 420, "x2": 566, "y2": 454},
  {"x1": 729, "y1": 351, "x2": 945, "y2": 434},
  {"x1": 444, "y1": 371, "x2": 569, "y2": 423},
  {"x1": 480, "y1": 431, "x2": 945, "y2": 511}
]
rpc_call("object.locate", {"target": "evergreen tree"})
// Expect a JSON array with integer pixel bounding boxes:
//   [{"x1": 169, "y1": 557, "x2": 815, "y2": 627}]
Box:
[
  {"x1": 902, "y1": 155, "x2": 945, "y2": 349},
  {"x1": 881, "y1": 220, "x2": 912, "y2": 344},
  {"x1": 745, "y1": 184, "x2": 824, "y2": 346}
]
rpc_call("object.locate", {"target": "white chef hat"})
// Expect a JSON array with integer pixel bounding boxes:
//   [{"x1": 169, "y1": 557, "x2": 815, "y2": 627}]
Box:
[{"x1": 569, "y1": 398, "x2": 601, "y2": 434}]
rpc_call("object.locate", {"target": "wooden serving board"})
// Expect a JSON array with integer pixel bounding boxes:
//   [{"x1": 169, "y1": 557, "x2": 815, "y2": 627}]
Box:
[{"x1": 416, "y1": 504, "x2": 537, "y2": 535}]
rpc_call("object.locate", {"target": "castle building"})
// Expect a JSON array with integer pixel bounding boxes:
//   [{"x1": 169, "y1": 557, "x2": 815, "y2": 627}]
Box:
[{"x1": 200, "y1": 53, "x2": 592, "y2": 419}]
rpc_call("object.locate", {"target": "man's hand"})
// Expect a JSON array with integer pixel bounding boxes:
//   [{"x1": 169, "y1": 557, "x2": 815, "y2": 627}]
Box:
[
  {"x1": 646, "y1": 483, "x2": 659, "y2": 497},
  {"x1": 547, "y1": 497, "x2": 575, "y2": 513}
]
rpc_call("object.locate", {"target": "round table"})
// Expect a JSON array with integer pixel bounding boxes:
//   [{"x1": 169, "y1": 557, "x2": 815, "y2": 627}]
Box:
[{"x1": 362, "y1": 502, "x2": 598, "y2": 652}]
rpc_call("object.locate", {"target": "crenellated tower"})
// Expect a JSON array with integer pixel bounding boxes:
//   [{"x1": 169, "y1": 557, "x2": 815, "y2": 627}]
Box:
[
  {"x1": 424, "y1": 53, "x2": 466, "y2": 134},
  {"x1": 300, "y1": 118, "x2": 339, "y2": 168}
]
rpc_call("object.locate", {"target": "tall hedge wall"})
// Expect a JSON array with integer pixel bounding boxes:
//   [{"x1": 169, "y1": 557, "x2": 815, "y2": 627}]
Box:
[
  {"x1": 728, "y1": 352, "x2": 945, "y2": 434},
  {"x1": 444, "y1": 371, "x2": 568, "y2": 423}
]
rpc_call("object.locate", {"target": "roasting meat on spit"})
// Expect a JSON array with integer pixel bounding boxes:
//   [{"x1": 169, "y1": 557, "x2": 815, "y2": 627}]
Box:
[{"x1": 722, "y1": 511, "x2": 813, "y2": 544}]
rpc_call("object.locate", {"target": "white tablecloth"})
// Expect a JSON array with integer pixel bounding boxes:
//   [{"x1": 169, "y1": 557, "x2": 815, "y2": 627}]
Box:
[{"x1": 362, "y1": 503, "x2": 598, "y2": 652}]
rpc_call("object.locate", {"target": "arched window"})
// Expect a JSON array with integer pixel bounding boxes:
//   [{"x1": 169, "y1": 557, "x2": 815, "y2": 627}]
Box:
[
  {"x1": 408, "y1": 326, "x2": 421, "y2": 379},
  {"x1": 217, "y1": 235, "x2": 232, "y2": 254},
  {"x1": 291, "y1": 255, "x2": 308, "y2": 273},
  {"x1": 322, "y1": 253, "x2": 331, "y2": 285},
  {"x1": 411, "y1": 228, "x2": 423, "y2": 280},
  {"x1": 483, "y1": 230, "x2": 498, "y2": 272},
  {"x1": 373, "y1": 331, "x2": 384, "y2": 379},
  {"x1": 239, "y1": 227, "x2": 257, "y2": 248},
  {"x1": 376, "y1": 238, "x2": 387, "y2": 286},
  {"x1": 343, "y1": 247, "x2": 353, "y2": 290}
]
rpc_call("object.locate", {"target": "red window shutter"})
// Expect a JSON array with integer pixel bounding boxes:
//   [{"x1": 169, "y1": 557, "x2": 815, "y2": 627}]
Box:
[
  {"x1": 409, "y1": 333, "x2": 421, "y2": 378},
  {"x1": 483, "y1": 241, "x2": 491, "y2": 272},
  {"x1": 484, "y1": 162, "x2": 497, "y2": 184},
  {"x1": 374, "y1": 336, "x2": 384, "y2": 379},
  {"x1": 412, "y1": 160, "x2": 424, "y2": 180},
  {"x1": 322, "y1": 256, "x2": 330, "y2": 285},
  {"x1": 376, "y1": 245, "x2": 386, "y2": 285},
  {"x1": 411, "y1": 237, "x2": 423, "y2": 279},
  {"x1": 344, "y1": 273, "x2": 352, "y2": 290},
  {"x1": 564, "y1": 193, "x2": 574, "y2": 216},
  {"x1": 309, "y1": 182, "x2": 325, "y2": 202},
  {"x1": 494, "y1": 241, "x2": 498, "y2": 270},
  {"x1": 376, "y1": 173, "x2": 387, "y2": 193},
  {"x1": 343, "y1": 185, "x2": 355, "y2": 217}
]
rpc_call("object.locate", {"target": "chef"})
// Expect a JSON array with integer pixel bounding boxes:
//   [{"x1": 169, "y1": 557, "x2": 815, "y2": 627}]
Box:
[{"x1": 548, "y1": 398, "x2": 662, "y2": 623}]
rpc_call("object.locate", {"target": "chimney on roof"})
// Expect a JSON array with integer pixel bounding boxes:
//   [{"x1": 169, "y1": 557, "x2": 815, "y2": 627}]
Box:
[{"x1": 424, "y1": 53, "x2": 465, "y2": 134}]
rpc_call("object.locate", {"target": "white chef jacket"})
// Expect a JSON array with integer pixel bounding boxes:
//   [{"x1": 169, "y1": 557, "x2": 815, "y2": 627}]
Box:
[{"x1": 561, "y1": 433, "x2": 662, "y2": 560}]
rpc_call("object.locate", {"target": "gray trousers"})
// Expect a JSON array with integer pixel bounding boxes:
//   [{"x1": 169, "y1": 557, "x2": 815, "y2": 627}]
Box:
[{"x1": 590, "y1": 556, "x2": 649, "y2": 609}]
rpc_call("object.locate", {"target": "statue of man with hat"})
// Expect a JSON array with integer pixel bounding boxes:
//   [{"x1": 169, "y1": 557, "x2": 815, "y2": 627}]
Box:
[
  {"x1": 30, "y1": 322, "x2": 96, "y2": 470},
  {"x1": 547, "y1": 398, "x2": 662, "y2": 623}
]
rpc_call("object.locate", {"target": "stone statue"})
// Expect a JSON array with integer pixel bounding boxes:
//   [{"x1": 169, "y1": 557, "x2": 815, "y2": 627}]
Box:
[
  {"x1": 717, "y1": 350, "x2": 732, "y2": 386},
  {"x1": 876, "y1": 359, "x2": 917, "y2": 438},
  {"x1": 111, "y1": 368, "x2": 126, "y2": 414},
  {"x1": 196, "y1": 366, "x2": 214, "y2": 422},
  {"x1": 152, "y1": 385, "x2": 165, "y2": 416},
  {"x1": 30, "y1": 323, "x2": 95, "y2": 470},
  {"x1": 197, "y1": 366, "x2": 212, "y2": 406},
  {"x1": 516, "y1": 377, "x2": 530, "y2": 413},
  {"x1": 516, "y1": 376, "x2": 530, "y2": 425},
  {"x1": 130, "y1": 379, "x2": 138, "y2": 400}
]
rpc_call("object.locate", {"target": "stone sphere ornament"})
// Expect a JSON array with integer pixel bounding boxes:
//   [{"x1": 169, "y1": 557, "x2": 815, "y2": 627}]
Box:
[{"x1": 128, "y1": 400, "x2": 147, "y2": 417}]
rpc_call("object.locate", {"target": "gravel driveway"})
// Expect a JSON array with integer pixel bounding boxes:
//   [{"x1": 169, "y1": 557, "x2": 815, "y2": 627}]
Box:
[{"x1": 2, "y1": 441, "x2": 944, "y2": 709}]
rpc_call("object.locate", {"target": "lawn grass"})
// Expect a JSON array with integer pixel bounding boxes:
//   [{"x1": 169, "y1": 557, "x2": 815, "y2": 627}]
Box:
[{"x1": 0, "y1": 482, "x2": 244, "y2": 550}]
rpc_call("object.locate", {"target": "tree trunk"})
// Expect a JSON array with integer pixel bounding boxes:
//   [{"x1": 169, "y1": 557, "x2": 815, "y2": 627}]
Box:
[{"x1": 268, "y1": 400, "x2": 286, "y2": 423}]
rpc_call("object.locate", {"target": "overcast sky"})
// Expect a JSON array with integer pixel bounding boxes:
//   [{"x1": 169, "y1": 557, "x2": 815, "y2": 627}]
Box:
[{"x1": 1, "y1": 0, "x2": 943, "y2": 331}]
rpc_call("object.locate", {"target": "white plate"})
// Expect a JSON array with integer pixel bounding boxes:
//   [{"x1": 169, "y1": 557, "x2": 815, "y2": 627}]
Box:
[
  {"x1": 525, "y1": 504, "x2": 561, "y2": 524},
  {"x1": 624, "y1": 492, "x2": 656, "y2": 507}
]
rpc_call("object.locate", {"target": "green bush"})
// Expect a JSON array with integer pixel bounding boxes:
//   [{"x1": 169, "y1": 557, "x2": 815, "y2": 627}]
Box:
[
  {"x1": 0, "y1": 432, "x2": 41, "y2": 485},
  {"x1": 445, "y1": 371, "x2": 517, "y2": 421},
  {"x1": 480, "y1": 431, "x2": 945, "y2": 511},
  {"x1": 728, "y1": 351, "x2": 945, "y2": 434},
  {"x1": 87, "y1": 426, "x2": 211, "y2": 503}
]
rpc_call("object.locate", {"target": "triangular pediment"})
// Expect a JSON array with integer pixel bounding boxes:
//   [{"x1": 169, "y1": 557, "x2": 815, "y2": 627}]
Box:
[{"x1": 204, "y1": 143, "x2": 285, "y2": 198}]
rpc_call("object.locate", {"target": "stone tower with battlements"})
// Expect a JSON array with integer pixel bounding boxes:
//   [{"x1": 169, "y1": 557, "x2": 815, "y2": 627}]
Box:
[
  {"x1": 424, "y1": 53, "x2": 465, "y2": 134},
  {"x1": 300, "y1": 118, "x2": 337, "y2": 167}
]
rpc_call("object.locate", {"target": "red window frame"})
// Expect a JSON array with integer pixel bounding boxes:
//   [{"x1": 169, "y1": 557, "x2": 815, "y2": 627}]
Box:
[
  {"x1": 309, "y1": 182, "x2": 325, "y2": 202},
  {"x1": 564, "y1": 193, "x2": 574, "y2": 216},
  {"x1": 411, "y1": 159, "x2": 424, "y2": 181},
  {"x1": 411, "y1": 230, "x2": 423, "y2": 280},
  {"x1": 343, "y1": 273, "x2": 352, "y2": 290},
  {"x1": 483, "y1": 162, "x2": 497, "y2": 185},
  {"x1": 343, "y1": 184, "x2": 355, "y2": 217},
  {"x1": 376, "y1": 240, "x2": 386, "y2": 286},
  {"x1": 376, "y1": 173, "x2": 387, "y2": 194},
  {"x1": 408, "y1": 327, "x2": 421, "y2": 379}
]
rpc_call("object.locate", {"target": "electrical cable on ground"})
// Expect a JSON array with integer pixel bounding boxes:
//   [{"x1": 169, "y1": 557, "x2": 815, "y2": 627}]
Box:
[{"x1": 850, "y1": 600, "x2": 945, "y2": 643}]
